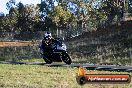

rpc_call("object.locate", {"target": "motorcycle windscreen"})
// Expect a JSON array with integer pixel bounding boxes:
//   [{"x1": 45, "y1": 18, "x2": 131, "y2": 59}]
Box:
[{"x1": 56, "y1": 44, "x2": 67, "y2": 51}]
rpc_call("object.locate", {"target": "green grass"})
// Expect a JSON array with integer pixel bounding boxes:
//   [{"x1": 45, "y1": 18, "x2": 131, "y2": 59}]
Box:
[{"x1": 0, "y1": 64, "x2": 131, "y2": 88}]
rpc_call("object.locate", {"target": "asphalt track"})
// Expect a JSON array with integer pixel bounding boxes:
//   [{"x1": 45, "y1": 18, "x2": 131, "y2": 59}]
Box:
[{"x1": 0, "y1": 61, "x2": 132, "y2": 72}]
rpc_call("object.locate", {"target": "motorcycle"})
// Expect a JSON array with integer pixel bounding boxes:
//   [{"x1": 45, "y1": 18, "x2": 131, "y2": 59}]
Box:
[{"x1": 39, "y1": 38, "x2": 72, "y2": 64}]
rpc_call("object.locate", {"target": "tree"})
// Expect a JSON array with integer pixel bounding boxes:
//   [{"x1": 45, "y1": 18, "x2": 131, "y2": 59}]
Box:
[
  {"x1": 49, "y1": 5, "x2": 72, "y2": 37},
  {"x1": 98, "y1": 0, "x2": 126, "y2": 27},
  {"x1": 6, "y1": 0, "x2": 16, "y2": 10},
  {"x1": 128, "y1": 0, "x2": 132, "y2": 15},
  {"x1": 16, "y1": 3, "x2": 40, "y2": 32},
  {"x1": 0, "y1": 12, "x2": 5, "y2": 17}
]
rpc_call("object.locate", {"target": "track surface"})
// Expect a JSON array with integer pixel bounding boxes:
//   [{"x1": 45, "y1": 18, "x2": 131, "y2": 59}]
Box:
[{"x1": 0, "y1": 61, "x2": 132, "y2": 72}]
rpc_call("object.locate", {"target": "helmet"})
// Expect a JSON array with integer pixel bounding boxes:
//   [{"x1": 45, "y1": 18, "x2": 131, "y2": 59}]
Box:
[{"x1": 44, "y1": 32, "x2": 52, "y2": 40}]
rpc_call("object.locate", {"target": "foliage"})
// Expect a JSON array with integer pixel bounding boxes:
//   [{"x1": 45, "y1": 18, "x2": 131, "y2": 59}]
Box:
[
  {"x1": 0, "y1": 1, "x2": 40, "y2": 33},
  {"x1": 0, "y1": 0, "x2": 131, "y2": 38},
  {"x1": 6, "y1": 0, "x2": 16, "y2": 10},
  {"x1": 49, "y1": 5, "x2": 71, "y2": 26},
  {"x1": 128, "y1": 0, "x2": 132, "y2": 16}
]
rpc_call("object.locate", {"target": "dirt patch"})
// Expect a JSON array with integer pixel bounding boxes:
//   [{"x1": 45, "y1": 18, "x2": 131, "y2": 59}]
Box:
[{"x1": 0, "y1": 41, "x2": 35, "y2": 47}]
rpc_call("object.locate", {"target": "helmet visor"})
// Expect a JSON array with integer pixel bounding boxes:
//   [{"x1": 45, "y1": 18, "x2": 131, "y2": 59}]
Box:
[{"x1": 45, "y1": 35, "x2": 52, "y2": 40}]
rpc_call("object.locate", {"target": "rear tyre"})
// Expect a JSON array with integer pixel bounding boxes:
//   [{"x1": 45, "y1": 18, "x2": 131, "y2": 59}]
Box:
[{"x1": 62, "y1": 52, "x2": 72, "y2": 65}]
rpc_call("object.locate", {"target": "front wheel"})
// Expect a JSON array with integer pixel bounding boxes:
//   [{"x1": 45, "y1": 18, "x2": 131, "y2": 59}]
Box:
[{"x1": 62, "y1": 52, "x2": 72, "y2": 65}]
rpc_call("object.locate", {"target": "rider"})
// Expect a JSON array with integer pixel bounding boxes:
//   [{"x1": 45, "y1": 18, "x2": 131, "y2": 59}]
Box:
[{"x1": 39, "y1": 32, "x2": 55, "y2": 55}]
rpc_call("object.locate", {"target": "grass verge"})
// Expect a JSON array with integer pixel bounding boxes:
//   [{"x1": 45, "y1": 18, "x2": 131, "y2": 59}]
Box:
[{"x1": 0, "y1": 64, "x2": 131, "y2": 88}]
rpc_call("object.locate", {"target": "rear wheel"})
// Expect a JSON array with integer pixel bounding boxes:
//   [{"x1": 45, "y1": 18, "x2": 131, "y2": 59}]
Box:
[{"x1": 62, "y1": 52, "x2": 72, "y2": 65}]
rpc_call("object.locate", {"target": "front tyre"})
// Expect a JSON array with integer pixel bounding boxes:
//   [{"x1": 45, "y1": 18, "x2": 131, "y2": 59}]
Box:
[{"x1": 62, "y1": 52, "x2": 72, "y2": 65}]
